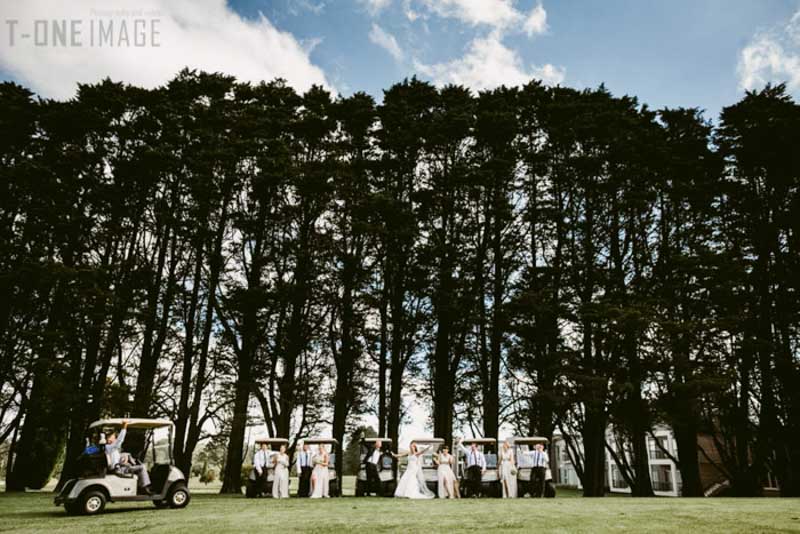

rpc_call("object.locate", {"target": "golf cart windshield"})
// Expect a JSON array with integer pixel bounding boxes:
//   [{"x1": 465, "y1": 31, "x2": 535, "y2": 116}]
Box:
[{"x1": 89, "y1": 419, "x2": 174, "y2": 467}]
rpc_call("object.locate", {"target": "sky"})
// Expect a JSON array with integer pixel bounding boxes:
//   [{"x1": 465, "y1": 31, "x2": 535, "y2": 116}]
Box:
[
  {"x1": 2, "y1": 1, "x2": 799, "y2": 446},
  {"x1": 1, "y1": 0, "x2": 800, "y2": 122}
]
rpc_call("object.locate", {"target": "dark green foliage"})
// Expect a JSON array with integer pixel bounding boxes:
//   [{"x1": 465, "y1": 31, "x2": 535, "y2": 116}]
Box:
[{"x1": 1, "y1": 75, "x2": 797, "y2": 499}]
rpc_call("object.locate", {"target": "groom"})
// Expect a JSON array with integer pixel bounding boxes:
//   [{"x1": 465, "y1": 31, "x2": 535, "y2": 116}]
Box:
[
  {"x1": 457, "y1": 439, "x2": 486, "y2": 498},
  {"x1": 296, "y1": 443, "x2": 314, "y2": 497},
  {"x1": 365, "y1": 439, "x2": 384, "y2": 497}
]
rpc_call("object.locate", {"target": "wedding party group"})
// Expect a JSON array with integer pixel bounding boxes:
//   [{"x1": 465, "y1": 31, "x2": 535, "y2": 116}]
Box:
[{"x1": 248, "y1": 435, "x2": 556, "y2": 500}]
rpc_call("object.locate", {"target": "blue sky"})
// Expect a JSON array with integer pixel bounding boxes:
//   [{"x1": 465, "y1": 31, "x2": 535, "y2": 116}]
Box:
[
  {"x1": 2, "y1": 0, "x2": 799, "y2": 122},
  {"x1": 259, "y1": 0, "x2": 800, "y2": 119}
]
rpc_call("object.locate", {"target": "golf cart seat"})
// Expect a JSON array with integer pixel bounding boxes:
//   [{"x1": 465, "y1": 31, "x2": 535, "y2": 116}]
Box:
[
  {"x1": 76, "y1": 450, "x2": 108, "y2": 478},
  {"x1": 112, "y1": 471, "x2": 135, "y2": 479}
]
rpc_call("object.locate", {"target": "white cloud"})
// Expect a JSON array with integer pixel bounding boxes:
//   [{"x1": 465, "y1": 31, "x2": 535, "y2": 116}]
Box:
[
  {"x1": 523, "y1": 3, "x2": 548, "y2": 37},
  {"x1": 359, "y1": 0, "x2": 392, "y2": 16},
  {"x1": 418, "y1": 0, "x2": 547, "y2": 36},
  {"x1": 369, "y1": 24, "x2": 404, "y2": 62},
  {"x1": 0, "y1": 0, "x2": 331, "y2": 100},
  {"x1": 415, "y1": 33, "x2": 564, "y2": 90},
  {"x1": 288, "y1": 0, "x2": 327, "y2": 16},
  {"x1": 420, "y1": 0, "x2": 519, "y2": 30},
  {"x1": 738, "y1": 10, "x2": 800, "y2": 92}
]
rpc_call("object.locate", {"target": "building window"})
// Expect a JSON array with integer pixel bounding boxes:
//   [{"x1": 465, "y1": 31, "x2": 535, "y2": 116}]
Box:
[
  {"x1": 651, "y1": 464, "x2": 673, "y2": 492},
  {"x1": 611, "y1": 466, "x2": 629, "y2": 489},
  {"x1": 650, "y1": 436, "x2": 669, "y2": 460}
]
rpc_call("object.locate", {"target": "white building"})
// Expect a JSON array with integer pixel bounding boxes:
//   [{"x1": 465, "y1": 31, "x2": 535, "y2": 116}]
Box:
[{"x1": 553, "y1": 425, "x2": 681, "y2": 496}]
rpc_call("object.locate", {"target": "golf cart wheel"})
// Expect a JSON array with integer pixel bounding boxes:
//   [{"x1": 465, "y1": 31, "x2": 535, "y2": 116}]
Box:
[
  {"x1": 79, "y1": 490, "x2": 106, "y2": 515},
  {"x1": 167, "y1": 483, "x2": 191, "y2": 508}
]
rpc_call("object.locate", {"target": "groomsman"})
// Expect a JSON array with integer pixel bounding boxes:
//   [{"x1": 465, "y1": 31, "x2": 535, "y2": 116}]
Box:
[
  {"x1": 365, "y1": 440, "x2": 384, "y2": 496},
  {"x1": 457, "y1": 439, "x2": 486, "y2": 498},
  {"x1": 530, "y1": 443, "x2": 548, "y2": 498},
  {"x1": 296, "y1": 443, "x2": 314, "y2": 497},
  {"x1": 364, "y1": 440, "x2": 383, "y2": 497},
  {"x1": 253, "y1": 443, "x2": 274, "y2": 497}
]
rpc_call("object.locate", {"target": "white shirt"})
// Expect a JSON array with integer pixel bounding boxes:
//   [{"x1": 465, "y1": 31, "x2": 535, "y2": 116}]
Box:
[
  {"x1": 296, "y1": 450, "x2": 312, "y2": 474},
  {"x1": 459, "y1": 444, "x2": 486, "y2": 469},
  {"x1": 529, "y1": 449, "x2": 548, "y2": 468},
  {"x1": 368, "y1": 449, "x2": 381, "y2": 465},
  {"x1": 105, "y1": 428, "x2": 127, "y2": 468},
  {"x1": 254, "y1": 449, "x2": 275, "y2": 473}
]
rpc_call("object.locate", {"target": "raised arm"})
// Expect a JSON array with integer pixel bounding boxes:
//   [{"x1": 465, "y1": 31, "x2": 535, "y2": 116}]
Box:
[
  {"x1": 415, "y1": 445, "x2": 432, "y2": 456},
  {"x1": 114, "y1": 421, "x2": 129, "y2": 450}
]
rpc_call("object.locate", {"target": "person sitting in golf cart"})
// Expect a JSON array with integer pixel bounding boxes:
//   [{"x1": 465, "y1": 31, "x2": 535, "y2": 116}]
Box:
[
  {"x1": 106, "y1": 419, "x2": 152, "y2": 494},
  {"x1": 55, "y1": 418, "x2": 191, "y2": 515}
]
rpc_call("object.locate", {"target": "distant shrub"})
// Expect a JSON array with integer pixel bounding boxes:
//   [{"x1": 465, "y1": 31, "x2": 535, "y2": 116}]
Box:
[{"x1": 200, "y1": 469, "x2": 217, "y2": 485}]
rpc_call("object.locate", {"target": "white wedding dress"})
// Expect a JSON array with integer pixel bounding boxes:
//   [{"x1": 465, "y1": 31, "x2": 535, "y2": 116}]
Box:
[{"x1": 394, "y1": 454, "x2": 435, "y2": 499}]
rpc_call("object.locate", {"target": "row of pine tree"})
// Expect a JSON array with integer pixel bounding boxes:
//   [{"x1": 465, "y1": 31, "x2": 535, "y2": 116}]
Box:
[{"x1": 1, "y1": 72, "x2": 798, "y2": 496}]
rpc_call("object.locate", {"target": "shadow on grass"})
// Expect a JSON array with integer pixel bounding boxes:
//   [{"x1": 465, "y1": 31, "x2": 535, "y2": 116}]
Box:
[{"x1": 14, "y1": 505, "x2": 164, "y2": 519}]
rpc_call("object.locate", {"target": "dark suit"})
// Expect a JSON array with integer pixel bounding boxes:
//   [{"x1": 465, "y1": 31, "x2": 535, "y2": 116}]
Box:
[{"x1": 365, "y1": 448, "x2": 383, "y2": 496}]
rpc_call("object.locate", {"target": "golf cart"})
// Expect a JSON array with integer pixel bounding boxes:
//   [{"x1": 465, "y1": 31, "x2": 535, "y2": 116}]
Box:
[
  {"x1": 245, "y1": 437, "x2": 289, "y2": 498},
  {"x1": 304, "y1": 437, "x2": 341, "y2": 497},
  {"x1": 513, "y1": 436, "x2": 552, "y2": 497},
  {"x1": 354, "y1": 437, "x2": 396, "y2": 497},
  {"x1": 54, "y1": 418, "x2": 190, "y2": 515},
  {"x1": 409, "y1": 438, "x2": 445, "y2": 495},
  {"x1": 457, "y1": 438, "x2": 500, "y2": 497}
]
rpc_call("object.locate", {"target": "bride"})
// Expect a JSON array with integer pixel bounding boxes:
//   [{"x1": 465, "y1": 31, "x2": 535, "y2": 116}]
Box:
[{"x1": 392, "y1": 442, "x2": 435, "y2": 499}]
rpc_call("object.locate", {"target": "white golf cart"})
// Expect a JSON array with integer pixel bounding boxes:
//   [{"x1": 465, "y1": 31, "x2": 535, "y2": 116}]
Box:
[
  {"x1": 409, "y1": 438, "x2": 445, "y2": 495},
  {"x1": 355, "y1": 437, "x2": 396, "y2": 497},
  {"x1": 513, "y1": 436, "x2": 551, "y2": 497},
  {"x1": 246, "y1": 437, "x2": 289, "y2": 498},
  {"x1": 304, "y1": 437, "x2": 341, "y2": 497},
  {"x1": 457, "y1": 438, "x2": 500, "y2": 497},
  {"x1": 54, "y1": 418, "x2": 190, "y2": 515}
]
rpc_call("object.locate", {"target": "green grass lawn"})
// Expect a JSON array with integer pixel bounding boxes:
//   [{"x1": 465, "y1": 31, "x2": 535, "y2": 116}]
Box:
[{"x1": 1, "y1": 477, "x2": 798, "y2": 533}]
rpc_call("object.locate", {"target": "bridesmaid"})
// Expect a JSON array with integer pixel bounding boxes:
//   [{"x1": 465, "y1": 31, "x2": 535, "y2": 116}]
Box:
[
  {"x1": 272, "y1": 444, "x2": 290, "y2": 498},
  {"x1": 310, "y1": 445, "x2": 330, "y2": 498},
  {"x1": 434, "y1": 445, "x2": 457, "y2": 498},
  {"x1": 499, "y1": 440, "x2": 517, "y2": 498}
]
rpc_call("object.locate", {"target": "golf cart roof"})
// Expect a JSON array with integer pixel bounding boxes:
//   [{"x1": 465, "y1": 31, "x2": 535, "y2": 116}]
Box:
[
  {"x1": 361, "y1": 437, "x2": 391, "y2": 444},
  {"x1": 304, "y1": 437, "x2": 339, "y2": 445},
  {"x1": 513, "y1": 436, "x2": 549, "y2": 444},
  {"x1": 89, "y1": 418, "x2": 173, "y2": 430},
  {"x1": 461, "y1": 438, "x2": 497, "y2": 445},
  {"x1": 255, "y1": 438, "x2": 289, "y2": 445}
]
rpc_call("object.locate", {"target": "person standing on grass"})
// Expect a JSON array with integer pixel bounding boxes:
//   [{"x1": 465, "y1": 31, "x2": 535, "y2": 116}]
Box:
[
  {"x1": 434, "y1": 445, "x2": 457, "y2": 498},
  {"x1": 310, "y1": 445, "x2": 330, "y2": 498},
  {"x1": 365, "y1": 440, "x2": 384, "y2": 497},
  {"x1": 296, "y1": 442, "x2": 314, "y2": 497},
  {"x1": 272, "y1": 445, "x2": 290, "y2": 498},
  {"x1": 530, "y1": 443, "x2": 548, "y2": 498},
  {"x1": 253, "y1": 443, "x2": 274, "y2": 497},
  {"x1": 457, "y1": 439, "x2": 486, "y2": 498},
  {"x1": 499, "y1": 440, "x2": 517, "y2": 498},
  {"x1": 105, "y1": 420, "x2": 152, "y2": 495}
]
